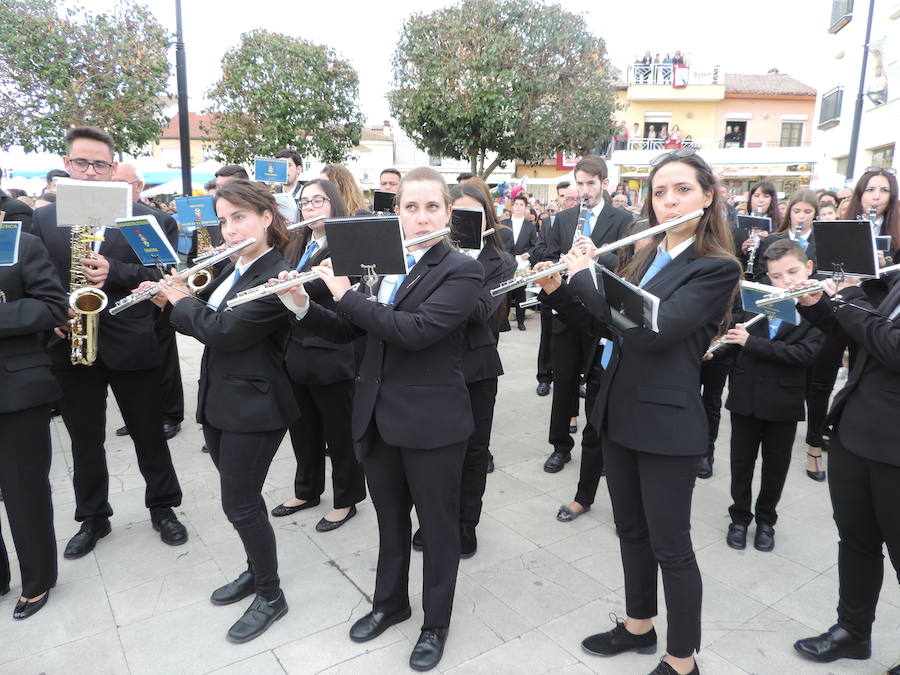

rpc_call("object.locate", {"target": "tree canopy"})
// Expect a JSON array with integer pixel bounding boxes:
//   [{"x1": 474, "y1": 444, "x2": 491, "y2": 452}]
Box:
[
  {"x1": 389, "y1": 0, "x2": 615, "y2": 179},
  {"x1": 0, "y1": 0, "x2": 170, "y2": 156},
  {"x1": 205, "y1": 30, "x2": 365, "y2": 165}
]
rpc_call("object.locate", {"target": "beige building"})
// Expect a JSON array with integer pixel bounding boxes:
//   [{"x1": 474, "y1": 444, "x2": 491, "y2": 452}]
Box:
[{"x1": 149, "y1": 113, "x2": 219, "y2": 169}]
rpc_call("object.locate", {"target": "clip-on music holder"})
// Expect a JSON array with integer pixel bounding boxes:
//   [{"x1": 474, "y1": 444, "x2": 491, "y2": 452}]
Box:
[
  {"x1": 361, "y1": 264, "x2": 379, "y2": 302},
  {"x1": 325, "y1": 215, "x2": 408, "y2": 303}
]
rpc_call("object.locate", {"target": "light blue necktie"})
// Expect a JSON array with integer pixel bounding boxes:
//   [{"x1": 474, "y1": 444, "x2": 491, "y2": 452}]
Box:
[
  {"x1": 296, "y1": 240, "x2": 318, "y2": 271},
  {"x1": 582, "y1": 210, "x2": 593, "y2": 238},
  {"x1": 767, "y1": 317, "x2": 783, "y2": 339},
  {"x1": 387, "y1": 254, "x2": 416, "y2": 305},
  {"x1": 796, "y1": 235, "x2": 808, "y2": 252},
  {"x1": 600, "y1": 250, "x2": 672, "y2": 368},
  {"x1": 231, "y1": 268, "x2": 242, "y2": 287}
]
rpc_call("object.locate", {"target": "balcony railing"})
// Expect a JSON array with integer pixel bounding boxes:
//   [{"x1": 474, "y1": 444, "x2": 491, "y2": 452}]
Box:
[
  {"x1": 818, "y1": 86, "x2": 844, "y2": 129},
  {"x1": 829, "y1": 0, "x2": 853, "y2": 33},
  {"x1": 626, "y1": 64, "x2": 720, "y2": 86},
  {"x1": 621, "y1": 138, "x2": 814, "y2": 151}
]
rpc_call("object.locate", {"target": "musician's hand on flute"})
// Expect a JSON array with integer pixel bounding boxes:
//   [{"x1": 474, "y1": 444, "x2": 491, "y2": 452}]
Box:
[
  {"x1": 792, "y1": 279, "x2": 825, "y2": 306},
  {"x1": 722, "y1": 324, "x2": 750, "y2": 346},
  {"x1": 132, "y1": 280, "x2": 167, "y2": 308},
  {"x1": 835, "y1": 275, "x2": 861, "y2": 293},
  {"x1": 561, "y1": 245, "x2": 593, "y2": 276},
  {"x1": 157, "y1": 273, "x2": 190, "y2": 306},
  {"x1": 531, "y1": 261, "x2": 562, "y2": 294},
  {"x1": 313, "y1": 264, "x2": 351, "y2": 301},
  {"x1": 272, "y1": 270, "x2": 309, "y2": 314}
]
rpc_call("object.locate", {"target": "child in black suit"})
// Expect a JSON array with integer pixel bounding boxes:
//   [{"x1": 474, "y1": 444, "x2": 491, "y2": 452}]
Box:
[{"x1": 718, "y1": 239, "x2": 824, "y2": 552}]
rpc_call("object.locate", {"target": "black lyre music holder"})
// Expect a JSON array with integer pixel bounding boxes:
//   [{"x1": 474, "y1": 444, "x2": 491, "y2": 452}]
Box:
[{"x1": 324, "y1": 215, "x2": 408, "y2": 303}]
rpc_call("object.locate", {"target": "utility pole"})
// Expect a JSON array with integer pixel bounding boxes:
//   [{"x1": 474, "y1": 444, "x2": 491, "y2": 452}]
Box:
[
  {"x1": 846, "y1": 0, "x2": 876, "y2": 183},
  {"x1": 175, "y1": 0, "x2": 192, "y2": 195}
]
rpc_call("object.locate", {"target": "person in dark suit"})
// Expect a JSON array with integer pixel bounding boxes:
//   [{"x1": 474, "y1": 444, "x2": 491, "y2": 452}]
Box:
[
  {"x1": 0, "y1": 231, "x2": 67, "y2": 619},
  {"x1": 499, "y1": 193, "x2": 538, "y2": 330},
  {"x1": 533, "y1": 193, "x2": 565, "y2": 395},
  {"x1": 277, "y1": 167, "x2": 483, "y2": 672},
  {"x1": 714, "y1": 240, "x2": 824, "y2": 551},
  {"x1": 271, "y1": 178, "x2": 366, "y2": 531},
  {"x1": 0, "y1": 170, "x2": 34, "y2": 232},
  {"x1": 30, "y1": 126, "x2": 187, "y2": 559},
  {"x1": 149, "y1": 179, "x2": 297, "y2": 643},
  {"x1": 538, "y1": 155, "x2": 632, "y2": 474},
  {"x1": 536, "y1": 150, "x2": 741, "y2": 675},
  {"x1": 792, "y1": 269, "x2": 900, "y2": 666}
]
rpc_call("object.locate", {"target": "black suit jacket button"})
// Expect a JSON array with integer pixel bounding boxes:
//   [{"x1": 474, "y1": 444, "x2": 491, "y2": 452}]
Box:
[{"x1": 375, "y1": 377, "x2": 381, "y2": 383}]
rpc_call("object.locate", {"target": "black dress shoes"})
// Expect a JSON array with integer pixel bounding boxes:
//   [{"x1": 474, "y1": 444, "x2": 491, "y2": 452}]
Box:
[
  {"x1": 153, "y1": 517, "x2": 188, "y2": 546},
  {"x1": 543, "y1": 451, "x2": 571, "y2": 473},
  {"x1": 726, "y1": 523, "x2": 747, "y2": 550},
  {"x1": 211, "y1": 570, "x2": 255, "y2": 605},
  {"x1": 226, "y1": 592, "x2": 288, "y2": 643},
  {"x1": 806, "y1": 452, "x2": 826, "y2": 482},
  {"x1": 64, "y1": 519, "x2": 111, "y2": 559},
  {"x1": 517, "y1": 323, "x2": 526, "y2": 331},
  {"x1": 349, "y1": 607, "x2": 412, "y2": 642},
  {"x1": 794, "y1": 624, "x2": 871, "y2": 662},
  {"x1": 163, "y1": 422, "x2": 181, "y2": 440},
  {"x1": 697, "y1": 454, "x2": 713, "y2": 479},
  {"x1": 115, "y1": 425, "x2": 129, "y2": 437},
  {"x1": 648, "y1": 658, "x2": 699, "y2": 675},
  {"x1": 412, "y1": 528, "x2": 423, "y2": 552},
  {"x1": 201, "y1": 444, "x2": 209, "y2": 453},
  {"x1": 536, "y1": 382, "x2": 551, "y2": 396},
  {"x1": 754, "y1": 523, "x2": 775, "y2": 552},
  {"x1": 460, "y1": 525, "x2": 477, "y2": 558},
  {"x1": 315, "y1": 504, "x2": 357, "y2": 532},
  {"x1": 582, "y1": 618, "x2": 657, "y2": 656},
  {"x1": 271, "y1": 497, "x2": 321, "y2": 517},
  {"x1": 410, "y1": 628, "x2": 448, "y2": 671},
  {"x1": 887, "y1": 660, "x2": 900, "y2": 674},
  {"x1": 13, "y1": 590, "x2": 50, "y2": 620},
  {"x1": 557, "y1": 504, "x2": 590, "y2": 522}
]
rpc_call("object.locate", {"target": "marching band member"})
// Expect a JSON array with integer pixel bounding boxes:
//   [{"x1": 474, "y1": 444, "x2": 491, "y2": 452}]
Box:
[
  {"x1": 146, "y1": 179, "x2": 297, "y2": 643},
  {"x1": 271, "y1": 179, "x2": 366, "y2": 530},
  {"x1": 0, "y1": 231, "x2": 67, "y2": 619},
  {"x1": 535, "y1": 149, "x2": 741, "y2": 675},
  {"x1": 277, "y1": 167, "x2": 483, "y2": 671}
]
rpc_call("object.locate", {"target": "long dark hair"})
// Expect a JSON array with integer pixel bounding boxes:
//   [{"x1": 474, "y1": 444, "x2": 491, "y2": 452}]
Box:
[
  {"x1": 775, "y1": 189, "x2": 818, "y2": 234},
  {"x1": 848, "y1": 168, "x2": 900, "y2": 250},
  {"x1": 448, "y1": 182, "x2": 504, "y2": 250},
  {"x1": 747, "y1": 180, "x2": 780, "y2": 222},
  {"x1": 281, "y1": 178, "x2": 347, "y2": 267},
  {"x1": 214, "y1": 179, "x2": 288, "y2": 248},
  {"x1": 619, "y1": 152, "x2": 738, "y2": 286}
]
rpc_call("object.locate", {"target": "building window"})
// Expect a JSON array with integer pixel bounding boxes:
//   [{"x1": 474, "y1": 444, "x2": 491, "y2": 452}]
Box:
[
  {"x1": 819, "y1": 87, "x2": 843, "y2": 129},
  {"x1": 871, "y1": 145, "x2": 895, "y2": 169},
  {"x1": 780, "y1": 122, "x2": 803, "y2": 147},
  {"x1": 724, "y1": 121, "x2": 746, "y2": 148},
  {"x1": 829, "y1": 0, "x2": 853, "y2": 33},
  {"x1": 835, "y1": 156, "x2": 849, "y2": 177}
]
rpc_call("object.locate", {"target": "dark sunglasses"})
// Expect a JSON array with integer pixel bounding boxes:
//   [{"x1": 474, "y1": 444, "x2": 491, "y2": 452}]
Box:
[{"x1": 650, "y1": 147, "x2": 698, "y2": 167}]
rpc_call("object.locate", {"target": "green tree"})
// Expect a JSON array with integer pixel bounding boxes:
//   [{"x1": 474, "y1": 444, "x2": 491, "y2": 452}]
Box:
[
  {"x1": 205, "y1": 30, "x2": 364, "y2": 165},
  {"x1": 0, "y1": 0, "x2": 170, "y2": 155},
  {"x1": 389, "y1": 0, "x2": 615, "y2": 180}
]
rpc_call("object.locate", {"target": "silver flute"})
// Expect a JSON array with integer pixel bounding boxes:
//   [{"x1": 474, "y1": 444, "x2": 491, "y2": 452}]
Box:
[
  {"x1": 880, "y1": 262, "x2": 900, "y2": 276},
  {"x1": 491, "y1": 208, "x2": 704, "y2": 296},
  {"x1": 287, "y1": 214, "x2": 326, "y2": 231},
  {"x1": 109, "y1": 238, "x2": 257, "y2": 315},
  {"x1": 754, "y1": 282, "x2": 828, "y2": 307},
  {"x1": 705, "y1": 313, "x2": 766, "y2": 355},
  {"x1": 226, "y1": 228, "x2": 452, "y2": 309}
]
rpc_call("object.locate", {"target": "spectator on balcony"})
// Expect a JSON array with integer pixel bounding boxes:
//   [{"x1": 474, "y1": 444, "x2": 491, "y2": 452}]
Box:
[
  {"x1": 664, "y1": 125, "x2": 682, "y2": 149},
  {"x1": 653, "y1": 53, "x2": 661, "y2": 64},
  {"x1": 632, "y1": 123, "x2": 641, "y2": 148},
  {"x1": 648, "y1": 125, "x2": 658, "y2": 140},
  {"x1": 672, "y1": 51, "x2": 685, "y2": 65},
  {"x1": 640, "y1": 51, "x2": 652, "y2": 66},
  {"x1": 613, "y1": 122, "x2": 629, "y2": 151}
]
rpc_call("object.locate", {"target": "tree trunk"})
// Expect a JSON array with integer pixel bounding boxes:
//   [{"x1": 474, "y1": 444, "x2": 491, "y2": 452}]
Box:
[
  {"x1": 469, "y1": 154, "x2": 477, "y2": 176},
  {"x1": 479, "y1": 155, "x2": 504, "y2": 181}
]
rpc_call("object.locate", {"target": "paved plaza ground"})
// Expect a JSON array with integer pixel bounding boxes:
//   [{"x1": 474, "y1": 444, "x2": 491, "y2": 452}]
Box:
[{"x1": 1, "y1": 312, "x2": 898, "y2": 674}]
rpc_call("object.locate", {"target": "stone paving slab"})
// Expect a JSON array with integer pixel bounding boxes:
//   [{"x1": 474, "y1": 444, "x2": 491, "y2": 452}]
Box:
[{"x1": 1, "y1": 314, "x2": 898, "y2": 674}]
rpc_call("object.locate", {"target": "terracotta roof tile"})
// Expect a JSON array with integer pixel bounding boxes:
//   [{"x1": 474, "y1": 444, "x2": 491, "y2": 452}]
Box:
[
  {"x1": 724, "y1": 73, "x2": 816, "y2": 97},
  {"x1": 161, "y1": 113, "x2": 219, "y2": 139}
]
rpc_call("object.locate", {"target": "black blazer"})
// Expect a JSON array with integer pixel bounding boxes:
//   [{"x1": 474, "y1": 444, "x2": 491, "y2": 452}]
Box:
[
  {"x1": 724, "y1": 311, "x2": 824, "y2": 421},
  {"x1": 284, "y1": 241, "x2": 357, "y2": 385},
  {"x1": 1, "y1": 193, "x2": 33, "y2": 233},
  {"x1": 499, "y1": 218, "x2": 538, "y2": 256},
  {"x1": 462, "y1": 243, "x2": 516, "y2": 383},
  {"x1": 798, "y1": 279, "x2": 900, "y2": 466},
  {"x1": 753, "y1": 231, "x2": 817, "y2": 282},
  {"x1": 298, "y1": 241, "x2": 483, "y2": 459},
  {"x1": 0, "y1": 233, "x2": 67, "y2": 412},
  {"x1": 30, "y1": 202, "x2": 178, "y2": 371},
  {"x1": 169, "y1": 248, "x2": 298, "y2": 433},
  {"x1": 544, "y1": 245, "x2": 741, "y2": 455}
]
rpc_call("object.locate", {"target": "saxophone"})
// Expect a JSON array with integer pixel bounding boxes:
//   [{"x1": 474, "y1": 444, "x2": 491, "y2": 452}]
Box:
[
  {"x1": 196, "y1": 223, "x2": 213, "y2": 258},
  {"x1": 68, "y1": 225, "x2": 108, "y2": 366}
]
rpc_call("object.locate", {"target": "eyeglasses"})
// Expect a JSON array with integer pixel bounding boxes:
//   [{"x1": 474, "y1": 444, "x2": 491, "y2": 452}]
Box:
[
  {"x1": 649, "y1": 147, "x2": 697, "y2": 167},
  {"x1": 864, "y1": 166, "x2": 897, "y2": 176},
  {"x1": 298, "y1": 195, "x2": 330, "y2": 209},
  {"x1": 69, "y1": 158, "x2": 113, "y2": 174}
]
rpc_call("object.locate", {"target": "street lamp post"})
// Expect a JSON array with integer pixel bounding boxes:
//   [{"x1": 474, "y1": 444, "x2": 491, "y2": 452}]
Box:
[{"x1": 175, "y1": 0, "x2": 192, "y2": 196}]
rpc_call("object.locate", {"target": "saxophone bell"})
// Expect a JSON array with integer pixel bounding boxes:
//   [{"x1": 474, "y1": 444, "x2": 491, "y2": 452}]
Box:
[{"x1": 187, "y1": 269, "x2": 213, "y2": 293}]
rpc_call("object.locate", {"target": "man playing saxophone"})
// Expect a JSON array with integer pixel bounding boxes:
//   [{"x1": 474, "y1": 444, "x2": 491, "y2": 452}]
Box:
[{"x1": 29, "y1": 126, "x2": 189, "y2": 560}]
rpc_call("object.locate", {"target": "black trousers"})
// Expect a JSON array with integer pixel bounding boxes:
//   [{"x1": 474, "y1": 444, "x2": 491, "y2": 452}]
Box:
[
  {"x1": 0, "y1": 405, "x2": 57, "y2": 598},
  {"x1": 728, "y1": 413, "x2": 797, "y2": 527},
  {"x1": 460, "y1": 377, "x2": 498, "y2": 528},
  {"x1": 699, "y1": 357, "x2": 731, "y2": 456},
  {"x1": 155, "y1": 310, "x2": 184, "y2": 425},
  {"x1": 54, "y1": 363, "x2": 182, "y2": 523},
  {"x1": 536, "y1": 308, "x2": 553, "y2": 384},
  {"x1": 510, "y1": 287, "x2": 526, "y2": 327},
  {"x1": 806, "y1": 333, "x2": 846, "y2": 447},
  {"x1": 287, "y1": 379, "x2": 366, "y2": 509},
  {"x1": 365, "y1": 432, "x2": 466, "y2": 629},
  {"x1": 548, "y1": 326, "x2": 588, "y2": 454},
  {"x1": 574, "y1": 372, "x2": 604, "y2": 507},
  {"x1": 204, "y1": 425, "x2": 285, "y2": 601},
  {"x1": 829, "y1": 433, "x2": 900, "y2": 641},
  {"x1": 603, "y1": 435, "x2": 702, "y2": 658}
]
